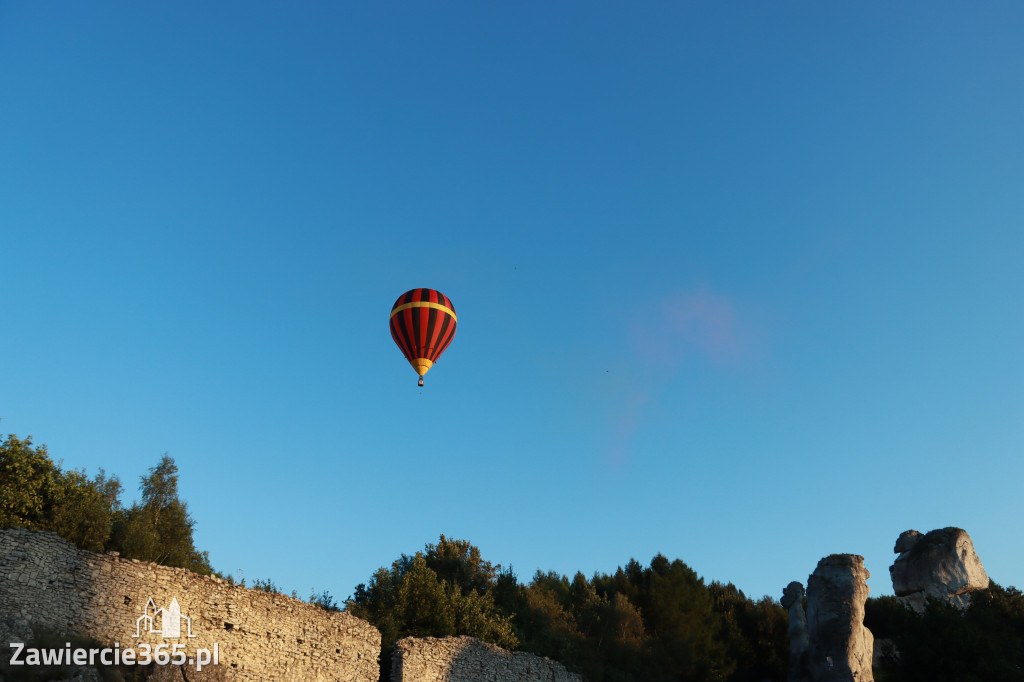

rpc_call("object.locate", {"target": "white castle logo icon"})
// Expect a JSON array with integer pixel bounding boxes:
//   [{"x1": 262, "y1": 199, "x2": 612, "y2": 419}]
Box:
[{"x1": 134, "y1": 597, "x2": 197, "y2": 639}]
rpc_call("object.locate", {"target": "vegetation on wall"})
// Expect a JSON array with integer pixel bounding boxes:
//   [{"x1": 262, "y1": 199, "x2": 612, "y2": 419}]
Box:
[{"x1": 0, "y1": 434, "x2": 212, "y2": 575}]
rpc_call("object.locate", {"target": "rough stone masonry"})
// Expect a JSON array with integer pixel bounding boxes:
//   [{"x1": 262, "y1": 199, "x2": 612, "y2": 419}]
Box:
[
  {"x1": 0, "y1": 528, "x2": 380, "y2": 681},
  {"x1": 392, "y1": 635, "x2": 582, "y2": 682},
  {"x1": 1, "y1": 528, "x2": 589, "y2": 682}
]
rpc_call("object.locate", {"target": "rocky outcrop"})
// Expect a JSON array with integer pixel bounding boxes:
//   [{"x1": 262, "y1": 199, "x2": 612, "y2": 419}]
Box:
[
  {"x1": 889, "y1": 527, "x2": 988, "y2": 612},
  {"x1": 805, "y1": 554, "x2": 873, "y2": 681},
  {"x1": 781, "y1": 581, "x2": 810, "y2": 682}
]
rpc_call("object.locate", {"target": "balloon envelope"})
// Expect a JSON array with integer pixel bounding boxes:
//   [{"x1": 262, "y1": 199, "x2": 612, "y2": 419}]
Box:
[{"x1": 389, "y1": 288, "x2": 457, "y2": 380}]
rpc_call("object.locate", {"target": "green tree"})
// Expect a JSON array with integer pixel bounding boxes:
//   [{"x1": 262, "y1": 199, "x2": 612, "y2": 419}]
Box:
[
  {"x1": 590, "y1": 555, "x2": 733, "y2": 681},
  {"x1": 512, "y1": 571, "x2": 580, "y2": 664},
  {"x1": 0, "y1": 435, "x2": 58, "y2": 529},
  {"x1": 1, "y1": 434, "x2": 217, "y2": 578},
  {"x1": 867, "y1": 585, "x2": 1024, "y2": 682},
  {"x1": 1, "y1": 435, "x2": 123, "y2": 552},
  {"x1": 508, "y1": 556, "x2": 740, "y2": 682},
  {"x1": 424, "y1": 534, "x2": 500, "y2": 595},
  {"x1": 347, "y1": 540, "x2": 518, "y2": 681},
  {"x1": 309, "y1": 588, "x2": 341, "y2": 612},
  {"x1": 569, "y1": 582, "x2": 646, "y2": 682},
  {"x1": 649, "y1": 557, "x2": 731, "y2": 681},
  {"x1": 349, "y1": 551, "x2": 516, "y2": 647},
  {"x1": 47, "y1": 468, "x2": 122, "y2": 553},
  {"x1": 708, "y1": 582, "x2": 787, "y2": 682},
  {"x1": 110, "y1": 455, "x2": 213, "y2": 575}
]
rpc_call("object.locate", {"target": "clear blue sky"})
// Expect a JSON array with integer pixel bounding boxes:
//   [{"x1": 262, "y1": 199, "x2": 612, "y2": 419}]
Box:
[{"x1": 2, "y1": 2, "x2": 1022, "y2": 604}]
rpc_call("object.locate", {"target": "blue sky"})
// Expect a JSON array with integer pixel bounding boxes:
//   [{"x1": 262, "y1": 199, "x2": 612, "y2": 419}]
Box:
[{"x1": 2, "y1": 2, "x2": 1022, "y2": 604}]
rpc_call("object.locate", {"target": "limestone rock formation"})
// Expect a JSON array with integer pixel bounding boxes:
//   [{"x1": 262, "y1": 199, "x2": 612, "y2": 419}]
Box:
[
  {"x1": 781, "y1": 581, "x2": 810, "y2": 682},
  {"x1": 805, "y1": 554, "x2": 874, "y2": 682},
  {"x1": 889, "y1": 527, "x2": 988, "y2": 612}
]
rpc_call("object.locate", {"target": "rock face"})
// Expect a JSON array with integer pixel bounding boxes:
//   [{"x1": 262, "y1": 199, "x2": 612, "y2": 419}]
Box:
[
  {"x1": 889, "y1": 527, "x2": 989, "y2": 612},
  {"x1": 805, "y1": 554, "x2": 873, "y2": 682},
  {"x1": 781, "y1": 581, "x2": 810, "y2": 682}
]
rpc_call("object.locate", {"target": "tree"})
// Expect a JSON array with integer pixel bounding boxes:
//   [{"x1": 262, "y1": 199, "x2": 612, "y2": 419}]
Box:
[
  {"x1": 0, "y1": 435, "x2": 58, "y2": 530},
  {"x1": 1, "y1": 434, "x2": 217, "y2": 577},
  {"x1": 349, "y1": 549, "x2": 516, "y2": 648},
  {"x1": 309, "y1": 588, "x2": 341, "y2": 612},
  {"x1": 590, "y1": 555, "x2": 733, "y2": 681},
  {"x1": 866, "y1": 585, "x2": 1024, "y2": 682},
  {"x1": 110, "y1": 455, "x2": 213, "y2": 575},
  {"x1": 47, "y1": 468, "x2": 122, "y2": 553},
  {"x1": 424, "y1": 535, "x2": 500, "y2": 595},
  {"x1": 347, "y1": 540, "x2": 518, "y2": 681},
  {"x1": 708, "y1": 582, "x2": 787, "y2": 682},
  {"x1": 640, "y1": 556, "x2": 730, "y2": 679},
  {"x1": 508, "y1": 556, "x2": 740, "y2": 682},
  {"x1": 0, "y1": 435, "x2": 123, "y2": 552},
  {"x1": 513, "y1": 571, "x2": 580, "y2": 664}
]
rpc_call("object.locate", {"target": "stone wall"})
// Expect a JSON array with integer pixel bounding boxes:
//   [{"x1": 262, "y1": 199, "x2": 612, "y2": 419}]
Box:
[
  {"x1": 0, "y1": 528, "x2": 380, "y2": 681},
  {"x1": 392, "y1": 636, "x2": 582, "y2": 682}
]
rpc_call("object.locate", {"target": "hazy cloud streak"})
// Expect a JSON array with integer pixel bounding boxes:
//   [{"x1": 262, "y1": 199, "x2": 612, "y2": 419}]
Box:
[{"x1": 606, "y1": 287, "x2": 758, "y2": 468}]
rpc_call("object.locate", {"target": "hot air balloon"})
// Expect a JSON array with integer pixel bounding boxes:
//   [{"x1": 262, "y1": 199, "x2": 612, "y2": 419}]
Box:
[{"x1": 389, "y1": 288, "x2": 457, "y2": 386}]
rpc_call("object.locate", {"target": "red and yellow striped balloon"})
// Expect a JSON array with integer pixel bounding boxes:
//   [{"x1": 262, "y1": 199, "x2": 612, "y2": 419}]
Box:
[{"x1": 389, "y1": 288, "x2": 457, "y2": 385}]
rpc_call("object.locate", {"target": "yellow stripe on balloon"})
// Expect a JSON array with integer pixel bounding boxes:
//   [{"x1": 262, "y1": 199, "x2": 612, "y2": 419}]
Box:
[
  {"x1": 390, "y1": 301, "x2": 458, "y2": 322},
  {"x1": 410, "y1": 358, "x2": 434, "y2": 376}
]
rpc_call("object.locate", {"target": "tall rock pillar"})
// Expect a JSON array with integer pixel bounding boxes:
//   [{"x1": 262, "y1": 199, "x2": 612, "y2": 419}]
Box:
[
  {"x1": 805, "y1": 554, "x2": 874, "y2": 682},
  {"x1": 781, "y1": 581, "x2": 810, "y2": 682}
]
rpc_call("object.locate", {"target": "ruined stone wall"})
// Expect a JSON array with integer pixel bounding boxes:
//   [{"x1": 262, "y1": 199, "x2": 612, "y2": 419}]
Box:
[
  {"x1": 0, "y1": 528, "x2": 380, "y2": 681},
  {"x1": 392, "y1": 635, "x2": 582, "y2": 682}
]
